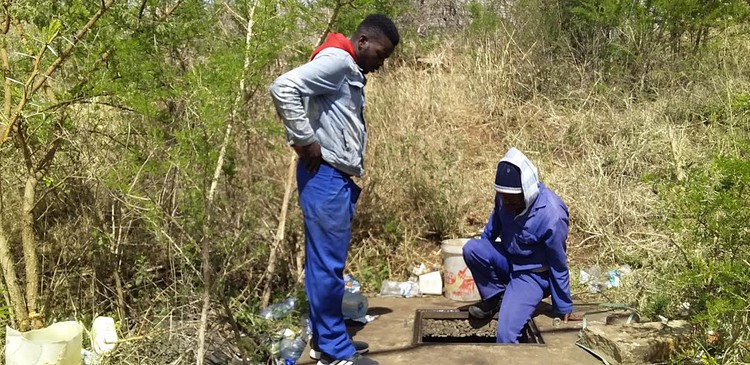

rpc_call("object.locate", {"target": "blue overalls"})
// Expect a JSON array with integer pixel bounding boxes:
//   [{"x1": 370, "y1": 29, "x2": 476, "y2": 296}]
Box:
[
  {"x1": 297, "y1": 162, "x2": 360, "y2": 359},
  {"x1": 463, "y1": 183, "x2": 573, "y2": 343}
]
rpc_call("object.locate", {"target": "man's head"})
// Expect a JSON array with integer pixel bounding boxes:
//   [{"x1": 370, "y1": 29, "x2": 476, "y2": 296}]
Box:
[
  {"x1": 352, "y1": 14, "x2": 400, "y2": 74},
  {"x1": 494, "y1": 161, "x2": 525, "y2": 215}
]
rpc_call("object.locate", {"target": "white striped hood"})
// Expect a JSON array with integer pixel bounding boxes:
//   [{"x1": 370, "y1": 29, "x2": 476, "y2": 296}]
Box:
[{"x1": 496, "y1": 147, "x2": 540, "y2": 212}]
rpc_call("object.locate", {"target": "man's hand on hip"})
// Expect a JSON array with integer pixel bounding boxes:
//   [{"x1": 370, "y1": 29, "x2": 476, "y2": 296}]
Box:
[{"x1": 294, "y1": 141, "x2": 323, "y2": 172}]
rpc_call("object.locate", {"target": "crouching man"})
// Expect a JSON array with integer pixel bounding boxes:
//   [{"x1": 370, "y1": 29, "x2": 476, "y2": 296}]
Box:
[{"x1": 463, "y1": 147, "x2": 578, "y2": 343}]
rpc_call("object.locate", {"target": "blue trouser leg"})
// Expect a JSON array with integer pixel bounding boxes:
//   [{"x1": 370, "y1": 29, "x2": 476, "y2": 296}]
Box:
[
  {"x1": 298, "y1": 163, "x2": 360, "y2": 360},
  {"x1": 496, "y1": 271, "x2": 551, "y2": 343},
  {"x1": 462, "y1": 238, "x2": 511, "y2": 300}
]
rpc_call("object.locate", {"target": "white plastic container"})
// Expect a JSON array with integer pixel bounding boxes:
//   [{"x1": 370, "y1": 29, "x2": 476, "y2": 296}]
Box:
[
  {"x1": 91, "y1": 316, "x2": 119, "y2": 354},
  {"x1": 5, "y1": 321, "x2": 83, "y2": 365},
  {"x1": 441, "y1": 239, "x2": 481, "y2": 302},
  {"x1": 418, "y1": 271, "x2": 443, "y2": 295}
]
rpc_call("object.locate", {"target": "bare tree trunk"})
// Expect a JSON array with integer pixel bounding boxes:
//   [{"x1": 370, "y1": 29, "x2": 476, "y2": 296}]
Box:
[
  {"x1": 112, "y1": 202, "x2": 128, "y2": 329},
  {"x1": 261, "y1": 154, "x2": 296, "y2": 308},
  {"x1": 196, "y1": 1, "x2": 258, "y2": 364},
  {"x1": 0, "y1": 225, "x2": 27, "y2": 326},
  {"x1": 21, "y1": 175, "x2": 38, "y2": 317},
  {"x1": 0, "y1": 0, "x2": 115, "y2": 328}
]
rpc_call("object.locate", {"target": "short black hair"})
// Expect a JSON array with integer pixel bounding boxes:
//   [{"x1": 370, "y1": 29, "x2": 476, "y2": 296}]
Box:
[{"x1": 357, "y1": 14, "x2": 400, "y2": 47}]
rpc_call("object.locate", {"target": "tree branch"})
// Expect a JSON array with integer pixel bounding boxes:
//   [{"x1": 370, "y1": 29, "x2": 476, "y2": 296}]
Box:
[
  {"x1": 157, "y1": 0, "x2": 183, "y2": 22},
  {"x1": 1, "y1": 0, "x2": 10, "y2": 35},
  {"x1": 2, "y1": 38, "x2": 11, "y2": 123},
  {"x1": 260, "y1": 152, "x2": 296, "y2": 308},
  {"x1": 316, "y1": 0, "x2": 355, "y2": 47},
  {"x1": 0, "y1": 31, "x2": 47, "y2": 147},
  {"x1": 32, "y1": 0, "x2": 116, "y2": 94},
  {"x1": 16, "y1": 121, "x2": 33, "y2": 172},
  {"x1": 196, "y1": 1, "x2": 258, "y2": 363},
  {"x1": 1, "y1": 0, "x2": 11, "y2": 117},
  {"x1": 0, "y1": 0, "x2": 116, "y2": 148},
  {"x1": 21, "y1": 174, "x2": 39, "y2": 317},
  {"x1": 0, "y1": 225, "x2": 27, "y2": 327},
  {"x1": 138, "y1": 0, "x2": 147, "y2": 19}
]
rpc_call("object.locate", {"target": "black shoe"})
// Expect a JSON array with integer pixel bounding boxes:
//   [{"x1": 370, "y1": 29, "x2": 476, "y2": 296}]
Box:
[
  {"x1": 468, "y1": 293, "x2": 503, "y2": 319},
  {"x1": 309, "y1": 339, "x2": 369, "y2": 360},
  {"x1": 316, "y1": 353, "x2": 378, "y2": 365}
]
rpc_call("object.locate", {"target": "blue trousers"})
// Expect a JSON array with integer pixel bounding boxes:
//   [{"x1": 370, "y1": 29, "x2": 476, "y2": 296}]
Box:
[
  {"x1": 297, "y1": 162, "x2": 361, "y2": 359},
  {"x1": 463, "y1": 238, "x2": 551, "y2": 343}
]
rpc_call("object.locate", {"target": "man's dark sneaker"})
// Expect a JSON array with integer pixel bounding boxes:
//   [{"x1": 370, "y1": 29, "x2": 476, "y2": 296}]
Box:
[
  {"x1": 309, "y1": 339, "x2": 369, "y2": 360},
  {"x1": 468, "y1": 292, "x2": 503, "y2": 319},
  {"x1": 316, "y1": 353, "x2": 378, "y2": 365}
]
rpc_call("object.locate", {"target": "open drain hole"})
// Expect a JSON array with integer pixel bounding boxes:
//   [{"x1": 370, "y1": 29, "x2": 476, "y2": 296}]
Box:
[{"x1": 413, "y1": 309, "x2": 544, "y2": 345}]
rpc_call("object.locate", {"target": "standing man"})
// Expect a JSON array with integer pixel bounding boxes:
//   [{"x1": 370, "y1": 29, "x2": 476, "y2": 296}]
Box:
[
  {"x1": 269, "y1": 14, "x2": 399, "y2": 365},
  {"x1": 463, "y1": 147, "x2": 578, "y2": 343}
]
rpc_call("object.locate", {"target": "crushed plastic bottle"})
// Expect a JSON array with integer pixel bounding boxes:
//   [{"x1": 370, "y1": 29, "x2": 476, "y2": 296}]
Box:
[
  {"x1": 379, "y1": 280, "x2": 420, "y2": 298},
  {"x1": 81, "y1": 349, "x2": 100, "y2": 365},
  {"x1": 279, "y1": 337, "x2": 306, "y2": 365},
  {"x1": 579, "y1": 266, "x2": 604, "y2": 293},
  {"x1": 607, "y1": 269, "x2": 621, "y2": 288},
  {"x1": 342, "y1": 291, "x2": 369, "y2": 320},
  {"x1": 260, "y1": 297, "x2": 297, "y2": 320},
  {"x1": 344, "y1": 274, "x2": 361, "y2": 293},
  {"x1": 299, "y1": 314, "x2": 312, "y2": 342}
]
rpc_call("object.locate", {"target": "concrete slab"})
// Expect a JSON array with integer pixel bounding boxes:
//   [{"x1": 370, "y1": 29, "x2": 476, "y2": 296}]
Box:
[{"x1": 299, "y1": 296, "x2": 607, "y2": 365}]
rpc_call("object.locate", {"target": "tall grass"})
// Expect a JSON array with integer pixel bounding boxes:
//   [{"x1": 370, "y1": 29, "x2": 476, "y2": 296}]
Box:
[{"x1": 346, "y1": 19, "x2": 750, "y2": 362}]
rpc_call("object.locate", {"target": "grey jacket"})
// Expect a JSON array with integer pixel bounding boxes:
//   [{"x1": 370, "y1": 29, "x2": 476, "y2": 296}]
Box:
[{"x1": 269, "y1": 48, "x2": 367, "y2": 177}]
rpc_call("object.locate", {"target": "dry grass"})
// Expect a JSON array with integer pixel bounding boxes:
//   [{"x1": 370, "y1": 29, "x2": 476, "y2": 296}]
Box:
[
  {"x1": 3, "y1": 17, "x2": 749, "y2": 365},
  {"x1": 343, "y1": 27, "x2": 750, "y2": 306}
]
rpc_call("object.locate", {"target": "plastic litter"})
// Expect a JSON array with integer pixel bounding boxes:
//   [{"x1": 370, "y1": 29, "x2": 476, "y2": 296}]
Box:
[
  {"x1": 91, "y1": 316, "x2": 118, "y2": 354},
  {"x1": 580, "y1": 265, "x2": 632, "y2": 292},
  {"x1": 279, "y1": 337, "x2": 306, "y2": 365},
  {"x1": 342, "y1": 291, "x2": 369, "y2": 320},
  {"x1": 299, "y1": 314, "x2": 312, "y2": 342},
  {"x1": 412, "y1": 263, "x2": 427, "y2": 276},
  {"x1": 81, "y1": 349, "x2": 100, "y2": 365},
  {"x1": 5, "y1": 321, "x2": 83, "y2": 365},
  {"x1": 607, "y1": 269, "x2": 621, "y2": 288},
  {"x1": 418, "y1": 271, "x2": 442, "y2": 295},
  {"x1": 344, "y1": 274, "x2": 361, "y2": 294},
  {"x1": 580, "y1": 266, "x2": 604, "y2": 293},
  {"x1": 260, "y1": 297, "x2": 297, "y2": 320},
  {"x1": 379, "y1": 280, "x2": 420, "y2": 298}
]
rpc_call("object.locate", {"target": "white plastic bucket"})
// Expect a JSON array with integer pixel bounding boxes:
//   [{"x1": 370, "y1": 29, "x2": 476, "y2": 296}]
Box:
[
  {"x1": 5, "y1": 321, "x2": 83, "y2": 365},
  {"x1": 441, "y1": 239, "x2": 481, "y2": 302}
]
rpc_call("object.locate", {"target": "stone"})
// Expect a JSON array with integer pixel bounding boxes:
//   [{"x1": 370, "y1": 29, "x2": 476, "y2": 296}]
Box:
[
  {"x1": 578, "y1": 321, "x2": 691, "y2": 365},
  {"x1": 605, "y1": 312, "x2": 641, "y2": 325}
]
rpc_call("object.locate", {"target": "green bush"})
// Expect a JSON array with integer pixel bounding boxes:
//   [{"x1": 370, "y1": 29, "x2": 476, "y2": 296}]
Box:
[{"x1": 656, "y1": 142, "x2": 750, "y2": 363}]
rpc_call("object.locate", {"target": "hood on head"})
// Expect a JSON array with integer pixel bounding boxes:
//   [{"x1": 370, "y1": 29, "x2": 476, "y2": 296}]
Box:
[{"x1": 495, "y1": 147, "x2": 540, "y2": 212}]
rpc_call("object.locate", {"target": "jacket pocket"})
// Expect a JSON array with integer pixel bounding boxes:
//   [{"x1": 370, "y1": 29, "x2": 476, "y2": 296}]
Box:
[{"x1": 347, "y1": 80, "x2": 364, "y2": 112}]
